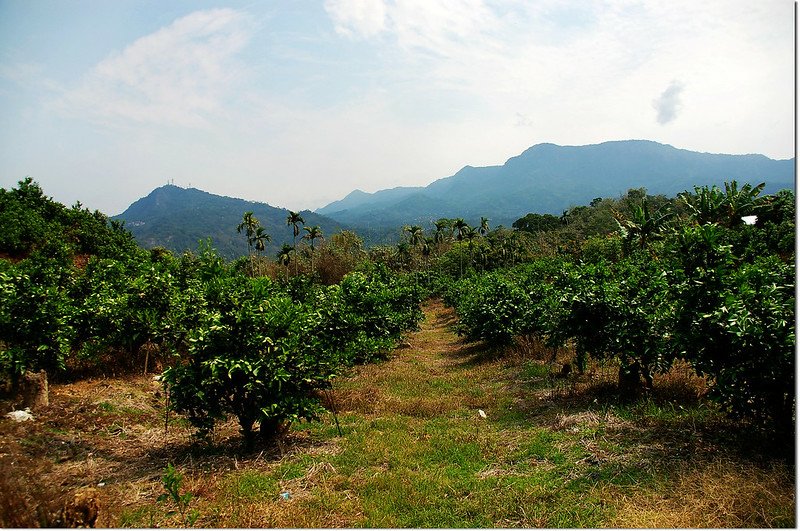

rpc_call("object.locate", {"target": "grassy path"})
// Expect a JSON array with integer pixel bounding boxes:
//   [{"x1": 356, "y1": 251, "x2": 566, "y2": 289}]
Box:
[
  {"x1": 182, "y1": 299, "x2": 793, "y2": 528},
  {"x1": 1, "y1": 300, "x2": 793, "y2": 527}
]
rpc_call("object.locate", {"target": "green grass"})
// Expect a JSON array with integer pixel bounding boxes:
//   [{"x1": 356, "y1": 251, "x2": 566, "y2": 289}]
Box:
[
  {"x1": 117, "y1": 506, "x2": 158, "y2": 528},
  {"x1": 225, "y1": 470, "x2": 279, "y2": 501},
  {"x1": 96, "y1": 400, "x2": 149, "y2": 417},
  {"x1": 284, "y1": 405, "x2": 647, "y2": 527}
]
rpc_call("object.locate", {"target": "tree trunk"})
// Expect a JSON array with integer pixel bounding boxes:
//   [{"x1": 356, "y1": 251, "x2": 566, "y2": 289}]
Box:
[
  {"x1": 618, "y1": 360, "x2": 642, "y2": 397},
  {"x1": 17, "y1": 370, "x2": 49, "y2": 411},
  {"x1": 641, "y1": 365, "x2": 653, "y2": 391},
  {"x1": 259, "y1": 417, "x2": 283, "y2": 440}
]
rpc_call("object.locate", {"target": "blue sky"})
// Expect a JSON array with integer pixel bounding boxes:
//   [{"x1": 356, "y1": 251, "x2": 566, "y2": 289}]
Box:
[{"x1": 0, "y1": 0, "x2": 794, "y2": 215}]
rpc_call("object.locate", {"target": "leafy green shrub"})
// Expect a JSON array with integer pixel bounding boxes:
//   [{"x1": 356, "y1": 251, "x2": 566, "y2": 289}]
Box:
[
  {"x1": 0, "y1": 178, "x2": 140, "y2": 260},
  {"x1": 162, "y1": 277, "x2": 337, "y2": 442},
  {"x1": 0, "y1": 267, "x2": 74, "y2": 382},
  {"x1": 454, "y1": 272, "x2": 530, "y2": 345},
  {"x1": 339, "y1": 265, "x2": 423, "y2": 340},
  {"x1": 671, "y1": 225, "x2": 795, "y2": 430},
  {"x1": 697, "y1": 258, "x2": 794, "y2": 430},
  {"x1": 69, "y1": 256, "x2": 189, "y2": 371},
  {"x1": 556, "y1": 258, "x2": 674, "y2": 387},
  {"x1": 157, "y1": 463, "x2": 199, "y2": 526}
]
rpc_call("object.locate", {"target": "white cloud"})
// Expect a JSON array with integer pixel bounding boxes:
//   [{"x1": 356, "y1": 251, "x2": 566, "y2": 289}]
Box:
[
  {"x1": 653, "y1": 81, "x2": 684, "y2": 125},
  {"x1": 325, "y1": 0, "x2": 387, "y2": 39},
  {"x1": 388, "y1": 0, "x2": 498, "y2": 56},
  {"x1": 2, "y1": 0, "x2": 790, "y2": 216},
  {"x1": 54, "y1": 9, "x2": 251, "y2": 128},
  {"x1": 321, "y1": 0, "x2": 792, "y2": 159},
  {"x1": 324, "y1": 0, "x2": 499, "y2": 56}
]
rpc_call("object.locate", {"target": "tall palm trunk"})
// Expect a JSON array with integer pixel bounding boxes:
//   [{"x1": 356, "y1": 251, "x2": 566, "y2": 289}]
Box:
[{"x1": 293, "y1": 234, "x2": 298, "y2": 276}]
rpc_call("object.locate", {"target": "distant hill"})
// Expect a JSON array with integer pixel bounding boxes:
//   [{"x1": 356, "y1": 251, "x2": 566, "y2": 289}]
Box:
[
  {"x1": 113, "y1": 185, "x2": 347, "y2": 259},
  {"x1": 317, "y1": 140, "x2": 795, "y2": 230}
]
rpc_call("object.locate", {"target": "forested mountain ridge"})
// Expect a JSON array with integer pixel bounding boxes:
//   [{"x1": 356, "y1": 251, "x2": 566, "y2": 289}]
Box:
[
  {"x1": 112, "y1": 140, "x2": 794, "y2": 254},
  {"x1": 113, "y1": 185, "x2": 346, "y2": 259},
  {"x1": 317, "y1": 140, "x2": 795, "y2": 229}
]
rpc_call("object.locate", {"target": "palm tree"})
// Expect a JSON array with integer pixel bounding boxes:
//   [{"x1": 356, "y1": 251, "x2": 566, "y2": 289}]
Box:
[
  {"x1": 453, "y1": 218, "x2": 469, "y2": 240},
  {"x1": 251, "y1": 226, "x2": 270, "y2": 254},
  {"x1": 302, "y1": 225, "x2": 323, "y2": 272},
  {"x1": 276, "y1": 243, "x2": 293, "y2": 282},
  {"x1": 463, "y1": 226, "x2": 479, "y2": 269},
  {"x1": 286, "y1": 211, "x2": 305, "y2": 275},
  {"x1": 404, "y1": 224, "x2": 425, "y2": 250},
  {"x1": 250, "y1": 226, "x2": 271, "y2": 275},
  {"x1": 421, "y1": 236, "x2": 435, "y2": 284},
  {"x1": 237, "y1": 211, "x2": 259, "y2": 255},
  {"x1": 479, "y1": 216, "x2": 490, "y2": 236},
  {"x1": 403, "y1": 224, "x2": 425, "y2": 292},
  {"x1": 237, "y1": 212, "x2": 261, "y2": 275},
  {"x1": 433, "y1": 219, "x2": 452, "y2": 254},
  {"x1": 453, "y1": 218, "x2": 469, "y2": 277},
  {"x1": 395, "y1": 241, "x2": 412, "y2": 270}
]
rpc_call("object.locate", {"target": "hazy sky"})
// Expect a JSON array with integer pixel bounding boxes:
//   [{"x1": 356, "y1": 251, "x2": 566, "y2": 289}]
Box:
[{"x1": 0, "y1": 0, "x2": 794, "y2": 215}]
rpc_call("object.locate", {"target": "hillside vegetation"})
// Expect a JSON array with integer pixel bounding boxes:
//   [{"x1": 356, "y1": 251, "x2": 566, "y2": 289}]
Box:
[
  {"x1": 0, "y1": 177, "x2": 794, "y2": 527},
  {"x1": 113, "y1": 185, "x2": 347, "y2": 259}
]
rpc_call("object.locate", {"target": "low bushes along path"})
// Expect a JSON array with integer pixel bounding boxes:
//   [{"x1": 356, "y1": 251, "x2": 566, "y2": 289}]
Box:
[{"x1": 0, "y1": 300, "x2": 794, "y2": 527}]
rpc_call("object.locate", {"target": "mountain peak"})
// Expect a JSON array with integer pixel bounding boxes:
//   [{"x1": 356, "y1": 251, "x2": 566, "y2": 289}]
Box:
[
  {"x1": 114, "y1": 186, "x2": 346, "y2": 259},
  {"x1": 317, "y1": 140, "x2": 794, "y2": 230}
]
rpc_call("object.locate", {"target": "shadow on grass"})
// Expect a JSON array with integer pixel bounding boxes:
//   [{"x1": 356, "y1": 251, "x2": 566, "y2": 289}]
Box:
[
  {"x1": 441, "y1": 339, "x2": 510, "y2": 368},
  {"x1": 434, "y1": 322, "x2": 796, "y2": 469},
  {"x1": 497, "y1": 365, "x2": 795, "y2": 467}
]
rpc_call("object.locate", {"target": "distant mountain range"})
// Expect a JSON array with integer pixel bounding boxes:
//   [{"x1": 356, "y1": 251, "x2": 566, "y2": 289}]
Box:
[
  {"x1": 113, "y1": 185, "x2": 346, "y2": 259},
  {"x1": 317, "y1": 140, "x2": 795, "y2": 231},
  {"x1": 114, "y1": 140, "x2": 794, "y2": 257}
]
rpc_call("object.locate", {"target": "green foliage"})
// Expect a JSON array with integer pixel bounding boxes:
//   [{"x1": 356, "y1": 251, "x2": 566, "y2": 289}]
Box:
[
  {"x1": 612, "y1": 198, "x2": 674, "y2": 254},
  {"x1": 0, "y1": 178, "x2": 792, "y2": 438},
  {"x1": 162, "y1": 276, "x2": 328, "y2": 441},
  {"x1": 157, "y1": 463, "x2": 199, "y2": 526},
  {"x1": 161, "y1": 263, "x2": 423, "y2": 442},
  {"x1": 446, "y1": 182, "x2": 794, "y2": 429},
  {"x1": 0, "y1": 178, "x2": 141, "y2": 260},
  {"x1": 512, "y1": 212, "x2": 562, "y2": 233},
  {"x1": 0, "y1": 267, "x2": 73, "y2": 380},
  {"x1": 680, "y1": 180, "x2": 765, "y2": 228},
  {"x1": 581, "y1": 235, "x2": 623, "y2": 263},
  {"x1": 557, "y1": 258, "x2": 674, "y2": 382},
  {"x1": 669, "y1": 223, "x2": 795, "y2": 430},
  {"x1": 698, "y1": 259, "x2": 794, "y2": 428},
  {"x1": 454, "y1": 272, "x2": 531, "y2": 345},
  {"x1": 0, "y1": 181, "x2": 424, "y2": 445},
  {"x1": 0, "y1": 180, "x2": 48, "y2": 255}
]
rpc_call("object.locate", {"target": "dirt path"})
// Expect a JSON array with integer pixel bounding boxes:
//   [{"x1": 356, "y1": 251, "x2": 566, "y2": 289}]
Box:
[{"x1": 331, "y1": 299, "x2": 512, "y2": 420}]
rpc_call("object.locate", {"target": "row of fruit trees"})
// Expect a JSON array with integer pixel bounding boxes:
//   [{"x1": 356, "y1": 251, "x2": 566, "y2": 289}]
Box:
[{"x1": 0, "y1": 179, "x2": 794, "y2": 439}]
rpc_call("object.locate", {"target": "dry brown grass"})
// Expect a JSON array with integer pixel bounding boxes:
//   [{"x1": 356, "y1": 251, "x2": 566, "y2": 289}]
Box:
[{"x1": 609, "y1": 458, "x2": 796, "y2": 528}]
